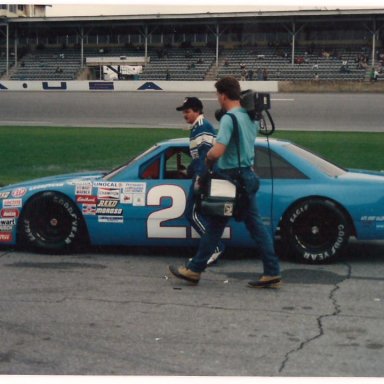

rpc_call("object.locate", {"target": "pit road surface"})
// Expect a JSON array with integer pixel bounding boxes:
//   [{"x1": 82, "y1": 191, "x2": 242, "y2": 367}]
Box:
[
  {"x1": 0, "y1": 241, "x2": 383, "y2": 376},
  {"x1": 0, "y1": 92, "x2": 383, "y2": 131},
  {"x1": 0, "y1": 90, "x2": 383, "y2": 377}
]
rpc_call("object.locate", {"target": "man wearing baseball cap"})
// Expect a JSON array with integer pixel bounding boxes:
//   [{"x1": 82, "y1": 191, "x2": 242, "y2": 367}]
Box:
[{"x1": 176, "y1": 97, "x2": 225, "y2": 266}]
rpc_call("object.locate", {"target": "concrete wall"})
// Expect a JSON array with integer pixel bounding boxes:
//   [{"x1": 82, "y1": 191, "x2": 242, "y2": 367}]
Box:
[{"x1": 0, "y1": 80, "x2": 278, "y2": 92}]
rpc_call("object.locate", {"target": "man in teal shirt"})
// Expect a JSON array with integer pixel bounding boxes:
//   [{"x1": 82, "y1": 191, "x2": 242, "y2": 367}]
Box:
[{"x1": 169, "y1": 76, "x2": 281, "y2": 288}]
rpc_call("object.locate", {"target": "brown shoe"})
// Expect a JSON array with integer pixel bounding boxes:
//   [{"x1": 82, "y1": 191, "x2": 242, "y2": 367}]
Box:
[
  {"x1": 168, "y1": 265, "x2": 201, "y2": 284},
  {"x1": 247, "y1": 275, "x2": 282, "y2": 289}
]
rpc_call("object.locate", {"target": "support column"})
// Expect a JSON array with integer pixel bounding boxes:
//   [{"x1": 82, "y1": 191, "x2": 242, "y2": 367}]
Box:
[
  {"x1": 371, "y1": 19, "x2": 376, "y2": 68},
  {"x1": 144, "y1": 25, "x2": 148, "y2": 63},
  {"x1": 216, "y1": 23, "x2": 220, "y2": 67},
  {"x1": 80, "y1": 27, "x2": 84, "y2": 69},
  {"x1": 291, "y1": 22, "x2": 295, "y2": 66},
  {"x1": 363, "y1": 18, "x2": 383, "y2": 69},
  {"x1": 207, "y1": 23, "x2": 222, "y2": 68},
  {"x1": 6, "y1": 23, "x2": 9, "y2": 76},
  {"x1": 14, "y1": 27, "x2": 17, "y2": 67}
]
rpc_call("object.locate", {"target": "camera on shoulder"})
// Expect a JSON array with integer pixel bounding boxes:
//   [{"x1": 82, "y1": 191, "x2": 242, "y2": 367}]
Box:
[
  {"x1": 215, "y1": 90, "x2": 271, "y2": 122},
  {"x1": 240, "y1": 90, "x2": 271, "y2": 120},
  {"x1": 215, "y1": 90, "x2": 275, "y2": 136}
]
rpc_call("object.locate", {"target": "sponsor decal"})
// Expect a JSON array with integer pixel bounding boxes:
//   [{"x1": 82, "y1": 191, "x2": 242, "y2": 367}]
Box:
[
  {"x1": 93, "y1": 181, "x2": 121, "y2": 188},
  {"x1": 97, "y1": 188, "x2": 120, "y2": 200},
  {"x1": 120, "y1": 193, "x2": 133, "y2": 204},
  {"x1": 361, "y1": 216, "x2": 384, "y2": 221},
  {"x1": 98, "y1": 200, "x2": 118, "y2": 208},
  {"x1": 76, "y1": 195, "x2": 98, "y2": 204},
  {"x1": 120, "y1": 183, "x2": 146, "y2": 205},
  {"x1": 75, "y1": 182, "x2": 93, "y2": 196},
  {"x1": 122, "y1": 182, "x2": 146, "y2": 194},
  {"x1": 0, "y1": 218, "x2": 16, "y2": 231},
  {"x1": 89, "y1": 82, "x2": 114, "y2": 90},
  {"x1": 0, "y1": 192, "x2": 10, "y2": 199},
  {"x1": 11, "y1": 187, "x2": 27, "y2": 198},
  {"x1": 1, "y1": 208, "x2": 20, "y2": 218},
  {"x1": 0, "y1": 218, "x2": 16, "y2": 226},
  {"x1": 42, "y1": 81, "x2": 67, "y2": 90},
  {"x1": 98, "y1": 215, "x2": 123, "y2": 223},
  {"x1": 3, "y1": 199, "x2": 22, "y2": 208},
  {"x1": 137, "y1": 82, "x2": 163, "y2": 91},
  {"x1": 68, "y1": 178, "x2": 98, "y2": 186},
  {"x1": 29, "y1": 183, "x2": 64, "y2": 191},
  {"x1": 0, "y1": 232, "x2": 12, "y2": 242},
  {"x1": 95, "y1": 207, "x2": 123, "y2": 215},
  {"x1": 82, "y1": 204, "x2": 97, "y2": 215},
  {"x1": 133, "y1": 194, "x2": 145, "y2": 206}
]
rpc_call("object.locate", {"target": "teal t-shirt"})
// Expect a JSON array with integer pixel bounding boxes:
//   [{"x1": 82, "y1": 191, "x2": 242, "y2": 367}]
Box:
[{"x1": 216, "y1": 107, "x2": 259, "y2": 169}]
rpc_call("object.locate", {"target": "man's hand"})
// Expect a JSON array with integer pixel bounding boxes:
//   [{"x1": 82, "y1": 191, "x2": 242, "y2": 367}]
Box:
[{"x1": 205, "y1": 157, "x2": 216, "y2": 170}]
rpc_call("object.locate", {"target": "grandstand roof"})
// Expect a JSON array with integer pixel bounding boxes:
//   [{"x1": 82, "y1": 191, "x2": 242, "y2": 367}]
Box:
[{"x1": 5, "y1": 8, "x2": 384, "y2": 27}]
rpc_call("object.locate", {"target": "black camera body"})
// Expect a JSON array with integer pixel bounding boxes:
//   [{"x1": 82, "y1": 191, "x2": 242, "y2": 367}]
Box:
[
  {"x1": 215, "y1": 90, "x2": 275, "y2": 136},
  {"x1": 215, "y1": 90, "x2": 271, "y2": 122},
  {"x1": 240, "y1": 90, "x2": 271, "y2": 120}
]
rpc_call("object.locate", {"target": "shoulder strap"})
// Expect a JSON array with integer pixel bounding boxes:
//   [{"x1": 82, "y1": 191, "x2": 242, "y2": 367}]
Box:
[{"x1": 226, "y1": 113, "x2": 241, "y2": 170}]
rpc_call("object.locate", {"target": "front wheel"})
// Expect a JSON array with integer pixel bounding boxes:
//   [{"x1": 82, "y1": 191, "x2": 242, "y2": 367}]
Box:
[
  {"x1": 18, "y1": 192, "x2": 85, "y2": 253},
  {"x1": 281, "y1": 198, "x2": 350, "y2": 263}
]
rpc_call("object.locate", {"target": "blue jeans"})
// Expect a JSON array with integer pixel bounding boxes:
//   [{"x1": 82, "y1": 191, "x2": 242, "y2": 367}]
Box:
[
  {"x1": 185, "y1": 181, "x2": 224, "y2": 256},
  {"x1": 187, "y1": 169, "x2": 280, "y2": 276}
]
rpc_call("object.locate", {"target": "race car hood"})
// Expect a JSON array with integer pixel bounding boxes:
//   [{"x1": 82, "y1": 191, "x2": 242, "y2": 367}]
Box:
[{"x1": 0, "y1": 171, "x2": 105, "y2": 191}]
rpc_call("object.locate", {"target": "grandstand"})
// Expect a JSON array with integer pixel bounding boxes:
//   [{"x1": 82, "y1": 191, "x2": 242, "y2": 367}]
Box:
[
  {"x1": 217, "y1": 46, "x2": 369, "y2": 81},
  {"x1": 0, "y1": 8, "x2": 383, "y2": 82},
  {"x1": 4, "y1": 45, "x2": 377, "y2": 82},
  {"x1": 10, "y1": 49, "x2": 81, "y2": 80},
  {"x1": 140, "y1": 47, "x2": 216, "y2": 81}
]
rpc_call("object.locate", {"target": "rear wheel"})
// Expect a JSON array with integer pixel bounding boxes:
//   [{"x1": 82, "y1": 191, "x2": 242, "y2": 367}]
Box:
[
  {"x1": 19, "y1": 192, "x2": 85, "y2": 253},
  {"x1": 281, "y1": 198, "x2": 350, "y2": 263}
]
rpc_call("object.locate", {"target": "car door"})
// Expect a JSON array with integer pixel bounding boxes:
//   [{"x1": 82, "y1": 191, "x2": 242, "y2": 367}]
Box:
[{"x1": 140, "y1": 147, "x2": 194, "y2": 247}]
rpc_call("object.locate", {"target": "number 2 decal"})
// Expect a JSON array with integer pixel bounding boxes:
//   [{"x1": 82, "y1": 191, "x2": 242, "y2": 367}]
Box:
[
  {"x1": 147, "y1": 185, "x2": 187, "y2": 238},
  {"x1": 146, "y1": 184, "x2": 230, "y2": 240}
]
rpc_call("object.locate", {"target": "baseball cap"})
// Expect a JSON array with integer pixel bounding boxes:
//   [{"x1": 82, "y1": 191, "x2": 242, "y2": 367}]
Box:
[{"x1": 176, "y1": 97, "x2": 203, "y2": 111}]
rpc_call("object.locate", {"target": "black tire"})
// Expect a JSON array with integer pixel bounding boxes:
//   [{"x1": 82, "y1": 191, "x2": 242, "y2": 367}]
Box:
[
  {"x1": 18, "y1": 191, "x2": 85, "y2": 253},
  {"x1": 281, "y1": 198, "x2": 350, "y2": 263}
]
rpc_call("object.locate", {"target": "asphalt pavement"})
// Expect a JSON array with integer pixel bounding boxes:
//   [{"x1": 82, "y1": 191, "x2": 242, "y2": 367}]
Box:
[
  {"x1": 0, "y1": 91, "x2": 384, "y2": 131},
  {"x1": 0, "y1": 240, "x2": 383, "y2": 376},
  {"x1": 0, "y1": 90, "x2": 383, "y2": 379}
]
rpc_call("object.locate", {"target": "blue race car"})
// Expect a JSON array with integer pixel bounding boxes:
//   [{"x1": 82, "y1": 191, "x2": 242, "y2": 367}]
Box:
[{"x1": 0, "y1": 137, "x2": 383, "y2": 263}]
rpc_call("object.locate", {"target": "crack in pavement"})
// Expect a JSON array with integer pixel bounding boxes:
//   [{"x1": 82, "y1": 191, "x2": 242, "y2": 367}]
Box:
[{"x1": 278, "y1": 262, "x2": 352, "y2": 374}]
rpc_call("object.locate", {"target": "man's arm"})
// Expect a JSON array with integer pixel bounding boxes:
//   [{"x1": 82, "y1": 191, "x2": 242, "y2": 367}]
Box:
[{"x1": 205, "y1": 142, "x2": 227, "y2": 169}]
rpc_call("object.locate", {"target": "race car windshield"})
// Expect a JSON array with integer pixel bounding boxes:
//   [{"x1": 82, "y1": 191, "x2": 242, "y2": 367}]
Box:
[
  {"x1": 103, "y1": 145, "x2": 159, "y2": 180},
  {"x1": 288, "y1": 144, "x2": 346, "y2": 177}
]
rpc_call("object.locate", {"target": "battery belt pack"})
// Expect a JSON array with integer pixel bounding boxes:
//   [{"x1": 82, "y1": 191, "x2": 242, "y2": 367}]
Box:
[{"x1": 199, "y1": 113, "x2": 254, "y2": 221}]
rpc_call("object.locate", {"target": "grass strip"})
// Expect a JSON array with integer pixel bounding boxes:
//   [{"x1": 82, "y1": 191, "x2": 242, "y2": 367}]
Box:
[{"x1": 0, "y1": 126, "x2": 382, "y2": 186}]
